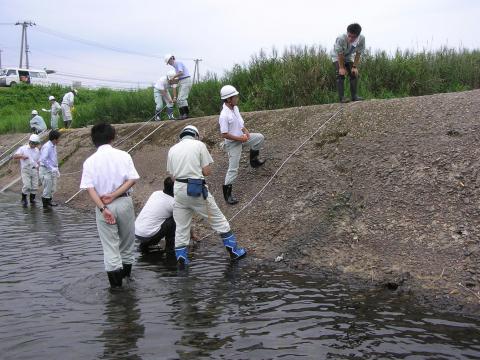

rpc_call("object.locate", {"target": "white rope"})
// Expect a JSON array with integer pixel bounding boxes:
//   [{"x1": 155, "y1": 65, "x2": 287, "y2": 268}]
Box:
[{"x1": 65, "y1": 120, "x2": 169, "y2": 204}]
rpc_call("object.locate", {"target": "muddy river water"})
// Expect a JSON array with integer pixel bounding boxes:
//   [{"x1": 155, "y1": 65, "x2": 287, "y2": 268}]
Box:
[{"x1": 1, "y1": 192, "x2": 479, "y2": 359}]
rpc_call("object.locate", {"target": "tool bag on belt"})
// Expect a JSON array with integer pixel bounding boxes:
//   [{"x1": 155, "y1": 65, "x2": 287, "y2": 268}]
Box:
[{"x1": 186, "y1": 179, "x2": 208, "y2": 199}]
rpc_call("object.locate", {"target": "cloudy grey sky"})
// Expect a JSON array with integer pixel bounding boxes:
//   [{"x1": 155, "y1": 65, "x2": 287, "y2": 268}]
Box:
[{"x1": 0, "y1": 0, "x2": 478, "y2": 88}]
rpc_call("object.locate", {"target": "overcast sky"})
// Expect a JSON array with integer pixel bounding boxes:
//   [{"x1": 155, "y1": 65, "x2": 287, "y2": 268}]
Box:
[{"x1": 0, "y1": 0, "x2": 478, "y2": 88}]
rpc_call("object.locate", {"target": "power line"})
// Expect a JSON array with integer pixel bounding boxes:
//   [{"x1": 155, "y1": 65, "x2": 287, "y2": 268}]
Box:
[{"x1": 36, "y1": 25, "x2": 163, "y2": 59}]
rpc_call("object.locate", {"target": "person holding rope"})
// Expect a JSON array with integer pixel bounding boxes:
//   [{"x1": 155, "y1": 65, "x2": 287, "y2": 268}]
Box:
[
  {"x1": 153, "y1": 70, "x2": 178, "y2": 121},
  {"x1": 218, "y1": 85, "x2": 266, "y2": 205},
  {"x1": 331, "y1": 23, "x2": 365, "y2": 103},
  {"x1": 13, "y1": 134, "x2": 41, "y2": 207},
  {"x1": 164, "y1": 54, "x2": 192, "y2": 120},
  {"x1": 39, "y1": 130, "x2": 61, "y2": 208},
  {"x1": 166, "y1": 124, "x2": 247, "y2": 266},
  {"x1": 80, "y1": 123, "x2": 140, "y2": 289}
]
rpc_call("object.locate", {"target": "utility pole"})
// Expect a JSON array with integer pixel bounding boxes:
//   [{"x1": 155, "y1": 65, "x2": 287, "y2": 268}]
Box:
[
  {"x1": 15, "y1": 21, "x2": 35, "y2": 68},
  {"x1": 192, "y1": 58, "x2": 202, "y2": 84}
]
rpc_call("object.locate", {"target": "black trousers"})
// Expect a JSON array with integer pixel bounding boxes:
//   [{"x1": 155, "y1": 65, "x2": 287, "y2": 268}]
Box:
[{"x1": 136, "y1": 216, "x2": 175, "y2": 254}]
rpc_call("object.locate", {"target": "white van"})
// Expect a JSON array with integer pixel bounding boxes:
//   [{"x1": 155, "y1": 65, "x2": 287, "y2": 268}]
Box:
[{"x1": 0, "y1": 67, "x2": 50, "y2": 87}]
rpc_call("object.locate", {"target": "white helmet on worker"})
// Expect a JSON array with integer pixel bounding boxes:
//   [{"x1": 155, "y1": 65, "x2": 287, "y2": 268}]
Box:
[
  {"x1": 166, "y1": 69, "x2": 176, "y2": 80},
  {"x1": 31, "y1": 109, "x2": 38, "y2": 115},
  {"x1": 180, "y1": 125, "x2": 199, "y2": 139},
  {"x1": 29, "y1": 134, "x2": 40, "y2": 143},
  {"x1": 220, "y1": 85, "x2": 239, "y2": 100},
  {"x1": 48, "y1": 95, "x2": 55, "y2": 101},
  {"x1": 164, "y1": 53, "x2": 174, "y2": 64}
]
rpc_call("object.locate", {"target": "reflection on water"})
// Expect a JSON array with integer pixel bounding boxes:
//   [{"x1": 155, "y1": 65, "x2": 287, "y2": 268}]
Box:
[{"x1": 0, "y1": 192, "x2": 480, "y2": 360}]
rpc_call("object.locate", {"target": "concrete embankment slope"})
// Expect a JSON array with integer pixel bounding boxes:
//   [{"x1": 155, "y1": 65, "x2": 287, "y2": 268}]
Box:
[{"x1": 1, "y1": 90, "x2": 480, "y2": 312}]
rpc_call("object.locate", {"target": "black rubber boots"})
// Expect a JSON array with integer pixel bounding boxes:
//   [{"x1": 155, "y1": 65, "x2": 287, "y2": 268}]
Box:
[{"x1": 223, "y1": 184, "x2": 238, "y2": 205}]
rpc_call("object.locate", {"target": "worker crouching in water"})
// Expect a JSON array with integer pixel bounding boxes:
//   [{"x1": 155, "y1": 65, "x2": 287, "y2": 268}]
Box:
[
  {"x1": 219, "y1": 85, "x2": 266, "y2": 205},
  {"x1": 166, "y1": 125, "x2": 247, "y2": 266},
  {"x1": 13, "y1": 134, "x2": 41, "y2": 207},
  {"x1": 80, "y1": 123, "x2": 140, "y2": 288}
]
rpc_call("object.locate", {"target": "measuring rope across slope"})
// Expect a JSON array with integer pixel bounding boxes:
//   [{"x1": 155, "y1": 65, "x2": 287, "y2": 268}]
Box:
[{"x1": 64, "y1": 119, "x2": 169, "y2": 204}]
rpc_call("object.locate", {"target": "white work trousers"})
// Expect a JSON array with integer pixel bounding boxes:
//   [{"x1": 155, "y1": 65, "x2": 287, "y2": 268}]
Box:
[
  {"x1": 95, "y1": 196, "x2": 136, "y2": 272},
  {"x1": 224, "y1": 133, "x2": 265, "y2": 185},
  {"x1": 61, "y1": 104, "x2": 72, "y2": 122},
  {"x1": 39, "y1": 166, "x2": 58, "y2": 198},
  {"x1": 177, "y1": 77, "x2": 193, "y2": 108},
  {"x1": 153, "y1": 89, "x2": 174, "y2": 112},
  {"x1": 21, "y1": 166, "x2": 39, "y2": 194},
  {"x1": 51, "y1": 114, "x2": 61, "y2": 130},
  {"x1": 173, "y1": 182, "x2": 230, "y2": 248}
]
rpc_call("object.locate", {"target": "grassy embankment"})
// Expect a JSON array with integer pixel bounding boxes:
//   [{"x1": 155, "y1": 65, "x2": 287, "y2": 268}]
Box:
[{"x1": 0, "y1": 46, "x2": 479, "y2": 134}]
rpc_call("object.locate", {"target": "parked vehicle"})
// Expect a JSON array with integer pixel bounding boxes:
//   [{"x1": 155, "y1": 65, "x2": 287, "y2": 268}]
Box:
[{"x1": 0, "y1": 67, "x2": 50, "y2": 87}]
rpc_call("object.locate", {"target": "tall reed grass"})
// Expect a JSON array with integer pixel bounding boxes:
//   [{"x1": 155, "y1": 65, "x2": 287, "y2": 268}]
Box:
[{"x1": 0, "y1": 46, "x2": 478, "y2": 134}]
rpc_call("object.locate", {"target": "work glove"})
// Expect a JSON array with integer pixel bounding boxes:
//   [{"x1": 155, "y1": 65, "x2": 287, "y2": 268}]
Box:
[{"x1": 41, "y1": 108, "x2": 48, "y2": 112}]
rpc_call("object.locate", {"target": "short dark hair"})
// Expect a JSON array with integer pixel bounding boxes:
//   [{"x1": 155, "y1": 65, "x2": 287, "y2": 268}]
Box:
[
  {"x1": 91, "y1": 123, "x2": 115, "y2": 148},
  {"x1": 49, "y1": 130, "x2": 61, "y2": 141},
  {"x1": 347, "y1": 23, "x2": 362, "y2": 36},
  {"x1": 163, "y1": 177, "x2": 174, "y2": 196}
]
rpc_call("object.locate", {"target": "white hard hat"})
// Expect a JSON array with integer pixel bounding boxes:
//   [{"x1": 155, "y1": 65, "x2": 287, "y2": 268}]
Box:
[
  {"x1": 31, "y1": 110, "x2": 38, "y2": 115},
  {"x1": 48, "y1": 95, "x2": 55, "y2": 101},
  {"x1": 164, "y1": 53, "x2": 174, "y2": 64},
  {"x1": 220, "y1": 85, "x2": 239, "y2": 100},
  {"x1": 180, "y1": 125, "x2": 199, "y2": 139},
  {"x1": 29, "y1": 134, "x2": 40, "y2": 143},
  {"x1": 166, "y1": 69, "x2": 176, "y2": 80}
]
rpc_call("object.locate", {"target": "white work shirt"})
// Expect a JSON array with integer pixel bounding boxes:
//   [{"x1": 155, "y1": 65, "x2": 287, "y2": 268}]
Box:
[
  {"x1": 219, "y1": 103, "x2": 244, "y2": 143},
  {"x1": 154, "y1": 76, "x2": 177, "y2": 91},
  {"x1": 30, "y1": 115, "x2": 47, "y2": 132},
  {"x1": 80, "y1": 144, "x2": 140, "y2": 196},
  {"x1": 62, "y1": 92, "x2": 75, "y2": 107},
  {"x1": 51, "y1": 101, "x2": 61, "y2": 116},
  {"x1": 15, "y1": 144, "x2": 40, "y2": 169},
  {"x1": 167, "y1": 137, "x2": 213, "y2": 180},
  {"x1": 135, "y1": 191, "x2": 174, "y2": 237},
  {"x1": 39, "y1": 140, "x2": 58, "y2": 171}
]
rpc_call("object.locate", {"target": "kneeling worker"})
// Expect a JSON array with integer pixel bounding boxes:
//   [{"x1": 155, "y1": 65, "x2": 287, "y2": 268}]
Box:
[
  {"x1": 167, "y1": 125, "x2": 247, "y2": 265},
  {"x1": 135, "y1": 177, "x2": 176, "y2": 256}
]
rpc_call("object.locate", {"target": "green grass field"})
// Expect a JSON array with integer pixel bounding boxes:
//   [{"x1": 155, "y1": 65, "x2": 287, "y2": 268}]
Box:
[{"x1": 1, "y1": 46, "x2": 479, "y2": 134}]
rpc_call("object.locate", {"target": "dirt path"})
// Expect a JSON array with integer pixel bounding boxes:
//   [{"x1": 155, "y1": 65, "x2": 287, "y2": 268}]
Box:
[{"x1": 1, "y1": 90, "x2": 480, "y2": 314}]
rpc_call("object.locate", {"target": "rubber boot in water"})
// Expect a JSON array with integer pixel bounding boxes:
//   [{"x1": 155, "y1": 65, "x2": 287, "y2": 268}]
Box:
[
  {"x1": 29, "y1": 193, "x2": 36, "y2": 205},
  {"x1": 249, "y1": 150, "x2": 266, "y2": 168},
  {"x1": 175, "y1": 246, "x2": 189, "y2": 266},
  {"x1": 48, "y1": 198, "x2": 58, "y2": 207},
  {"x1": 222, "y1": 184, "x2": 238, "y2": 205},
  {"x1": 42, "y1": 197, "x2": 50, "y2": 208},
  {"x1": 21, "y1": 193, "x2": 28, "y2": 208},
  {"x1": 122, "y1": 263, "x2": 132, "y2": 279},
  {"x1": 221, "y1": 231, "x2": 247, "y2": 260},
  {"x1": 107, "y1": 269, "x2": 123, "y2": 288}
]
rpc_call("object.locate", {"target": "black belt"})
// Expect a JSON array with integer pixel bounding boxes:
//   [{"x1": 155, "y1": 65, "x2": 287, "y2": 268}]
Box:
[
  {"x1": 179, "y1": 76, "x2": 190, "y2": 80},
  {"x1": 176, "y1": 179, "x2": 205, "y2": 184}
]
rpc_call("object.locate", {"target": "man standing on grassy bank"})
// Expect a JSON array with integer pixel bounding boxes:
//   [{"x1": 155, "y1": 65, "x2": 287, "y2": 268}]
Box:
[
  {"x1": 218, "y1": 85, "x2": 266, "y2": 205},
  {"x1": 61, "y1": 88, "x2": 77, "y2": 128},
  {"x1": 331, "y1": 23, "x2": 365, "y2": 103},
  {"x1": 42, "y1": 96, "x2": 62, "y2": 130},
  {"x1": 80, "y1": 123, "x2": 140, "y2": 289},
  {"x1": 165, "y1": 54, "x2": 192, "y2": 120},
  {"x1": 13, "y1": 134, "x2": 41, "y2": 207}
]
